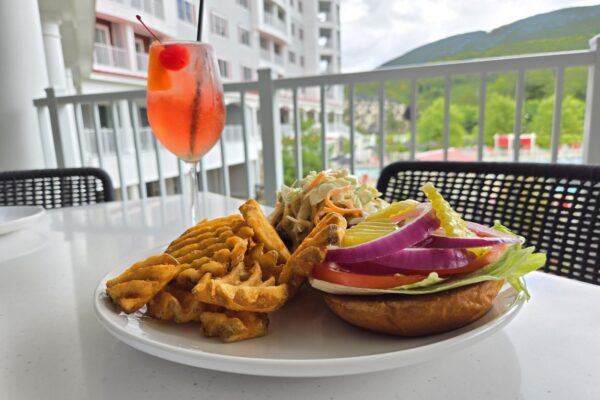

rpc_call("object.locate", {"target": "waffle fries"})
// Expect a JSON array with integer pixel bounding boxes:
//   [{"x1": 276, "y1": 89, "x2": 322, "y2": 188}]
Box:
[
  {"x1": 200, "y1": 310, "x2": 269, "y2": 343},
  {"x1": 106, "y1": 254, "x2": 180, "y2": 313},
  {"x1": 279, "y1": 213, "x2": 347, "y2": 291},
  {"x1": 146, "y1": 284, "x2": 213, "y2": 323},
  {"x1": 192, "y1": 262, "x2": 289, "y2": 312},
  {"x1": 106, "y1": 198, "x2": 345, "y2": 342}
]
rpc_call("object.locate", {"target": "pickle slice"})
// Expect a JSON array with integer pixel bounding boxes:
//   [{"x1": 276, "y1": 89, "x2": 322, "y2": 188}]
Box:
[
  {"x1": 421, "y1": 182, "x2": 472, "y2": 237},
  {"x1": 366, "y1": 200, "x2": 419, "y2": 222}
]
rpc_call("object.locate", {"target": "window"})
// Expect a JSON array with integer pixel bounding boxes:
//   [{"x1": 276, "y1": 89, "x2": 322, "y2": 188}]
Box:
[
  {"x1": 298, "y1": 0, "x2": 303, "y2": 12},
  {"x1": 260, "y1": 36, "x2": 269, "y2": 50},
  {"x1": 94, "y1": 24, "x2": 111, "y2": 45},
  {"x1": 134, "y1": 38, "x2": 145, "y2": 54},
  {"x1": 291, "y1": 22, "x2": 295, "y2": 35},
  {"x1": 299, "y1": 28, "x2": 304, "y2": 41},
  {"x1": 217, "y1": 59, "x2": 230, "y2": 78},
  {"x1": 177, "y1": 0, "x2": 195, "y2": 23},
  {"x1": 300, "y1": 55, "x2": 304, "y2": 67},
  {"x1": 237, "y1": 0, "x2": 249, "y2": 8},
  {"x1": 238, "y1": 26, "x2": 251, "y2": 46},
  {"x1": 211, "y1": 12, "x2": 228, "y2": 37},
  {"x1": 288, "y1": 51, "x2": 295, "y2": 64},
  {"x1": 242, "y1": 66, "x2": 253, "y2": 81}
]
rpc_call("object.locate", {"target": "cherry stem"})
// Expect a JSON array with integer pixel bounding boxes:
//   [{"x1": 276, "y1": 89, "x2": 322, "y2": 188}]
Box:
[{"x1": 136, "y1": 15, "x2": 161, "y2": 43}]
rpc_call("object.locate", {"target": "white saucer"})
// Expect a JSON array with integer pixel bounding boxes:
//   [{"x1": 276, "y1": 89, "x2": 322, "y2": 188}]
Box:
[{"x1": 0, "y1": 206, "x2": 45, "y2": 235}]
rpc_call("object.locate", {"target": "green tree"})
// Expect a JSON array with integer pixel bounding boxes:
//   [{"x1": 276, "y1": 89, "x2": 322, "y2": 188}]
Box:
[
  {"x1": 417, "y1": 98, "x2": 466, "y2": 149},
  {"x1": 458, "y1": 104, "x2": 478, "y2": 135},
  {"x1": 282, "y1": 117, "x2": 324, "y2": 185},
  {"x1": 530, "y1": 95, "x2": 585, "y2": 147},
  {"x1": 485, "y1": 93, "x2": 515, "y2": 145}
]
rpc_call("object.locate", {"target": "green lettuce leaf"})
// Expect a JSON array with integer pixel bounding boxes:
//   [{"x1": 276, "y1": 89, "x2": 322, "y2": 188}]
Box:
[{"x1": 388, "y1": 244, "x2": 545, "y2": 299}]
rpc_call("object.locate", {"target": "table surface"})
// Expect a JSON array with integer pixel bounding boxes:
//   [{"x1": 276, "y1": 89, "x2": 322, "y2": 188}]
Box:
[{"x1": 1, "y1": 193, "x2": 599, "y2": 400}]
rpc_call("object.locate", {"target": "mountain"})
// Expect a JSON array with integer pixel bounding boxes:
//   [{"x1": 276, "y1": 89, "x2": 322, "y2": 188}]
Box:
[{"x1": 380, "y1": 5, "x2": 600, "y2": 68}]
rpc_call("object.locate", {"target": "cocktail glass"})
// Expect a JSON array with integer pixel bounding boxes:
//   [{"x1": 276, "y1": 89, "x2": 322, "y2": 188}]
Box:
[{"x1": 146, "y1": 41, "x2": 225, "y2": 224}]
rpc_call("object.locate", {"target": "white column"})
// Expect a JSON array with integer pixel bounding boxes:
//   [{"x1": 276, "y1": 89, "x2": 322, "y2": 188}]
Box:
[
  {"x1": 0, "y1": 0, "x2": 48, "y2": 170},
  {"x1": 124, "y1": 24, "x2": 137, "y2": 73},
  {"x1": 42, "y1": 20, "x2": 79, "y2": 167}
]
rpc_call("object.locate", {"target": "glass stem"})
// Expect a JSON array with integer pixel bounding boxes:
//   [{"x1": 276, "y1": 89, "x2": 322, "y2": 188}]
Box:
[{"x1": 187, "y1": 161, "x2": 199, "y2": 225}]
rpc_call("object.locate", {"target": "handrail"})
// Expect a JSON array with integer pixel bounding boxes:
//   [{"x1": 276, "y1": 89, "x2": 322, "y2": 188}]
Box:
[
  {"x1": 273, "y1": 49, "x2": 595, "y2": 88},
  {"x1": 32, "y1": 36, "x2": 600, "y2": 205}
]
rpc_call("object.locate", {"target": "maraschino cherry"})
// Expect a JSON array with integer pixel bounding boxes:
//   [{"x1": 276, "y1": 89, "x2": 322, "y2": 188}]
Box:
[
  {"x1": 136, "y1": 15, "x2": 189, "y2": 71},
  {"x1": 158, "y1": 44, "x2": 189, "y2": 71}
]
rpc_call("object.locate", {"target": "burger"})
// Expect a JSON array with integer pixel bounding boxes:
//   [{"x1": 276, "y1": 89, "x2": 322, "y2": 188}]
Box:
[{"x1": 303, "y1": 182, "x2": 546, "y2": 336}]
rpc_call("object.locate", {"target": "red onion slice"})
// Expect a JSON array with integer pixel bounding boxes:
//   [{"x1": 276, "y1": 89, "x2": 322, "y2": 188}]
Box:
[
  {"x1": 338, "y1": 248, "x2": 472, "y2": 275},
  {"x1": 326, "y1": 203, "x2": 440, "y2": 263},
  {"x1": 418, "y1": 234, "x2": 521, "y2": 248}
]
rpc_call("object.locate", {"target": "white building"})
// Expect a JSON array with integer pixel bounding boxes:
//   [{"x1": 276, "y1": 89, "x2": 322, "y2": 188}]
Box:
[
  {"x1": 84, "y1": 0, "x2": 343, "y2": 197},
  {"x1": 0, "y1": 0, "x2": 342, "y2": 198}
]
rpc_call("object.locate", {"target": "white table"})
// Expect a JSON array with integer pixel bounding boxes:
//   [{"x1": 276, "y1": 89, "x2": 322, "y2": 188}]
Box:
[{"x1": 1, "y1": 193, "x2": 599, "y2": 400}]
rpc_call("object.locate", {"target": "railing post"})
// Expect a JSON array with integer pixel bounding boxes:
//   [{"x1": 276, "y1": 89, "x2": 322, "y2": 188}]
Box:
[
  {"x1": 45, "y1": 87, "x2": 66, "y2": 168},
  {"x1": 583, "y1": 35, "x2": 600, "y2": 164},
  {"x1": 258, "y1": 68, "x2": 282, "y2": 206}
]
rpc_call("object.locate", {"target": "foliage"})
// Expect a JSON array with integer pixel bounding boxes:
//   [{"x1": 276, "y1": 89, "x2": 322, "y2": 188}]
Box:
[
  {"x1": 484, "y1": 93, "x2": 515, "y2": 146},
  {"x1": 416, "y1": 98, "x2": 467, "y2": 149},
  {"x1": 282, "y1": 117, "x2": 323, "y2": 185}
]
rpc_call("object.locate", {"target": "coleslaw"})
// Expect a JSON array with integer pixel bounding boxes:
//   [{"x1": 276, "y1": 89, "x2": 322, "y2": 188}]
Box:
[{"x1": 269, "y1": 169, "x2": 388, "y2": 250}]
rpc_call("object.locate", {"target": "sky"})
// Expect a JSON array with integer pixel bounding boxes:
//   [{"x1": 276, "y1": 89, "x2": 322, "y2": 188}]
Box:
[{"x1": 340, "y1": 0, "x2": 600, "y2": 72}]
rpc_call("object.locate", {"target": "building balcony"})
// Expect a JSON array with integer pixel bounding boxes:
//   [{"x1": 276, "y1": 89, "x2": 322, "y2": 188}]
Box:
[
  {"x1": 93, "y1": 43, "x2": 129, "y2": 69},
  {"x1": 109, "y1": 0, "x2": 165, "y2": 19},
  {"x1": 260, "y1": 48, "x2": 271, "y2": 61},
  {"x1": 318, "y1": 12, "x2": 334, "y2": 23},
  {"x1": 263, "y1": 12, "x2": 287, "y2": 33},
  {"x1": 273, "y1": 52, "x2": 284, "y2": 65},
  {"x1": 320, "y1": 39, "x2": 334, "y2": 49}
]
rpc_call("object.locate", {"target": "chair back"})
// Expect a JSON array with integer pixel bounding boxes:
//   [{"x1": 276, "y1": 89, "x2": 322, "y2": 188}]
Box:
[
  {"x1": 377, "y1": 161, "x2": 600, "y2": 285},
  {"x1": 0, "y1": 167, "x2": 114, "y2": 208}
]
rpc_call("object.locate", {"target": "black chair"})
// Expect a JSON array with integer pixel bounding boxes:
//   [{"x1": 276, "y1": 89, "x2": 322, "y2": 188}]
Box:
[
  {"x1": 0, "y1": 168, "x2": 114, "y2": 209},
  {"x1": 377, "y1": 161, "x2": 600, "y2": 285}
]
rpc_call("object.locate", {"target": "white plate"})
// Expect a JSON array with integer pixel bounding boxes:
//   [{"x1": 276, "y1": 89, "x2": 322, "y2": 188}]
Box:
[
  {"x1": 93, "y1": 249, "x2": 525, "y2": 378},
  {"x1": 0, "y1": 206, "x2": 45, "y2": 235}
]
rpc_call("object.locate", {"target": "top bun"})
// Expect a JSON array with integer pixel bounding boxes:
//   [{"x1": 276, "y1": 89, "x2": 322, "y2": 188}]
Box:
[{"x1": 323, "y1": 280, "x2": 504, "y2": 336}]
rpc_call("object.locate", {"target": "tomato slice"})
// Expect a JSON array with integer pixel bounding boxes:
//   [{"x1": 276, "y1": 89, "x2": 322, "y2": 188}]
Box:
[{"x1": 313, "y1": 262, "x2": 426, "y2": 289}]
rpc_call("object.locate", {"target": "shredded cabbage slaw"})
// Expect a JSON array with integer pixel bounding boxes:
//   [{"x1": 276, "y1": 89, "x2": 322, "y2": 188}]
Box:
[{"x1": 269, "y1": 169, "x2": 387, "y2": 250}]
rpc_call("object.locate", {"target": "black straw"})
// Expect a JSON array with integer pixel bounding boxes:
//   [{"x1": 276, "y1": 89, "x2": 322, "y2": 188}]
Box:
[{"x1": 196, "y1": 0, "x2": 204, "y2": 41}]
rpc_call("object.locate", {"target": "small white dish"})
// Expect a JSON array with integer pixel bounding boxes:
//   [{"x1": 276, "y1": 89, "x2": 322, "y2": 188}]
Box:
[
  {"x1": 0, "y1": 206, "x2": 45, "y2": 235},
  {"x1": 93, "y1": 248, "x2": 525, "y2": 378}
]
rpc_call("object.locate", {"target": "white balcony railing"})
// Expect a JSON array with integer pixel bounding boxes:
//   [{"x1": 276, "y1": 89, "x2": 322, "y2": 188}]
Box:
[
  {"x1": 263, "y1": 12, "x2": 286, "y2": 33},
  {"x1": 273, "y1": 52, "x2": 284, "y2": 65},
  {"x1": 260, "y1": 48, "x2": 271, "y2": 61},
  {"x1": 136, "y1": 52, "x2": 149, "y2": 72},
  {"x1": 93, "y1": 43, "x2": 129, "y2": 69},
  {"x1": 33, "y1": 35, "x2": 600, "y2": 205},
  {"x1": 317, "y1": 12, "x2": 333, "y2": 23},
  {"x1": 320, "y1": 39, "x2": 334, "y2": 49}
]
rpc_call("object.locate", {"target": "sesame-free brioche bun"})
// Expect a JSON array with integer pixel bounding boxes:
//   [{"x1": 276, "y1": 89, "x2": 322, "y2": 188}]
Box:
[{"x1": 323, "y1": 280, "x2": 504, "y2": 336}]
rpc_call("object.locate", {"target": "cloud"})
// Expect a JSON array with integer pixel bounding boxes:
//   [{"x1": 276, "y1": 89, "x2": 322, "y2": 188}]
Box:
[{"x1": 340, "y1": 0, "x2": 600, "y2": 72}]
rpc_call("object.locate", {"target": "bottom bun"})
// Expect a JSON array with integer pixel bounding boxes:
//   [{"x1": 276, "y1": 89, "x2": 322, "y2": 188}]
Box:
[{"x1": 323, "y1": 280, "x2": 504, "y2": 336}]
